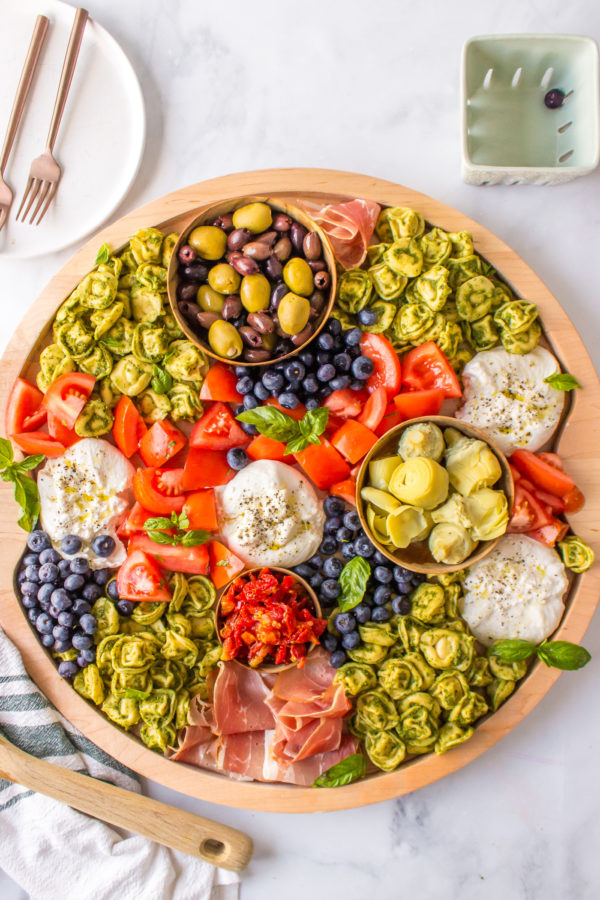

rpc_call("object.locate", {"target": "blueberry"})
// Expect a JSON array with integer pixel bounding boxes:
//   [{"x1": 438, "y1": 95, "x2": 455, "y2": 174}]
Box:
[
  {"x1": 333, "y1": 352, "x2": 351, "y2": 373},
  {"x1": 253, "y1": 381, "x2": 270, "y2": 401},
  {"x1": 353, "y1": 537, "x2": 374, "y2": 558},
  {"x1": 374, "y1": 566, "x2": 393, "y2": 584},
  {"x1": 294, "y1": 563, "x2": 313, "y2": 580},
  {"x1": 21, "y1": 594, "x2": 38, "y2": 609},
  {"x1": 38, "y1": 583, "x2": 55, "y2": 604},
  {"x1": 392, "y1": 596, "x2": 412, "y2": 616},
  {"x1": 53, "y1": 640, "x2": 71, "y2": 654},
  {"x1": 327, "y1": 318, "x2": 342, "y2": 337},
  {"x1": 52, "y1": 624, "x2": 71, "y2": 642},
  {"x1": 58, "y1": 611, "x2": 74, "y2": 628},
  {"x1": 351, "y1": 356, "x2": 375, "y2": 380},
  {"x1": 341, "y1": 631, "x2": 361, "y2": 651},
  {"x1": 358, "y1": 308, "x2": 379, "y2": 326},
  {"x1": 58, "y1": 661, "x2": 78, "y2": 679},
  {"x1": 58, "y1": 559, "x2": 72, "y2": 577},
  {"x1": 48, "y1": 606, "x2": 60, "y2": 620},
  {"x1": 330, "y1": 375, "x2": 350, "y2": 391},
  {"x1": 72, "y1": 633, "x2": 92, "y2": 651},
  {"x1": 372, "y1": 549, "x2": 390, "y2": 566},
  {"x1": 27, "y1": 606, "x2": 41, "y2": 623},
  {"x1": 329, "y1": 649, "x2": 348, "y2": 668},
  {"x1": 236, "y1": 376, "x2": 254, "y2": 395},
  {"x1": 371, "y1": 606, "x2": 391, "y2": 623},
  {"x1": 394, "y1": 580, "x2": 411, "y2": 596},
  {"x1": 41, "y1": 633, "x2": 55, "y2": 648},
  {"x1": 323, "y1": 557, "x2": 343, "y2": 579},
  {"x1": 24, "y1": 565, "x2": 40, "y2": 583},
  {"x1": 373, "y1": 585, "x2": 392, "y2": 606},
  {"x1": 336, "y1": 526, "x2": 354, "y2": 544},
  {"x1": 262, "y1": 370, "x2": 284, "y2": 393},
  {"x1": 321, "y1": 632, "x2": 339, "y2": 653},
  {"x1": 91, "y1": 535, "x2": 116, "y2": 558},
  {"x1": 304, "y1": 397, "x2": 320, "y2": 410},
  {"x1": 284, "y1": 361, "x2": 306, "y2": 383},
  {"x1": 106, "y1": 580, "x2": 119, "y2": 601},
  {"x1": 307, "y1": 554, "x2": 323, "y2": 570},
  {"x1": 234, "y1": 404, "x2": 245, "y2": 417},
  {"x1": 227, "y1": 447, "x2": 249, "y2": 470},
  {"x1": 61, "y1": 535, "x2": 82, "y2": 555},
  {"x1": 39, "y1": 548, "x2": 61, "y2": 565},
  {"x1": 23, "y1": 552, "x2": 40, "y2": 567},
  {"x1": 77, "y1": 648, "x2": 96, "y2": 665},
  {"x1": 342, "y1": 510, "x2": 360, "y2": 531},
  {"x1": 82, "y1": 583, "x2": 102, "y2": 602},
  {"x1": 64, "y1": 574, "x2": 85, "y2": 593},
  {"x1": 116, "y1": 599, "x2": 135, "y2": 616},
  {"x1": 20, "y1": 581, "x2": 39, "y2": 598},
  {"x1": 317, "y1": 332, "x2": 335, "y2": 351},
  {"x1": 79, "y1": 614, "x2": 97, "y2": 635},
  {"x1": 324, "y1": 516, "x2": 342, "y2": 535},
  {"x1": 321, "y1": 579, "x2": 341, "y2": 602},
  {"x1": 334, "y1": 612, "x2": 356, "y2": 634},
  {"x1": 93, "y1": 568, "x2": 112, "y2": 586},
  {"x1": 309, "y1": 573, "x2": 324, "y2": 591},
  {"x1": 316, "y1": 351, "x2": 332, "y2": 367},
  {"x1": 27, "y1": 530, "x2": 51, "y2": 553},
  {"x1": 319, "y1": 536, "x2": 337, "y2": 556},
  {"x1": 354, "y1": 602, "x2": 371, "y2": 624},
  {"x1": 51, "y1": 589, "x2": 72, "y2": 611},
  {"x1": 72, "y1": 599, "x2": 92, "y2": 616},
  {"x1": 278, "y1": 391, "x2": 299, "y2": 409},
  {"x1": 341, "y1": 542, "x2": 356, "y2": 560},
  {"x1": 234, "y1": 365, "x2": 248, "y2": 378},
  {"x1": 317, "y1": 364, "x2": 336, "y2": 383},
  {"x1": 17, "y1": 569, "x2": 28, "y2": 583},
  {"x1": 240, "y1": 421, "x2": 258, "y2": 436},
  {"x1": 242, "y1": 393, "x2": 259, "y2": 411},
  {"x1": 350, "y1": 380, "x2": 365, "y2": 391},
  {"x1": 393, "y1": 566, "x2": 412, "y2": 585},
  {"x1": 302, "y1": 374, "x2": 319, "y2": 394},
  {"x1": 344, "y1": 327, "x2": 363, "y2": 347},
  {"x1": 273, "y1": 360, "x2": 288, "y2": 372},
  {"x1": 544, "y1": 88, "x2": 565, "y2": 109},
  {"x1": 70, "y1": 557, "x2": 90, "y2": 576}
]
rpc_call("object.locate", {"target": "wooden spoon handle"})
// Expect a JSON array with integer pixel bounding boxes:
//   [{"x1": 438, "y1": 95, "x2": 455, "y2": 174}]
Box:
[{"x1": 0, "y1": 736, "x2": 252, "y2": 872}]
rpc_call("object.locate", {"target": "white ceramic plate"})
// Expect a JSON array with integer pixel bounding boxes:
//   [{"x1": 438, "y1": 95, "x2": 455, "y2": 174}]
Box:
[{"x1": 0, "y1": 0, "x2": 145, "y2": 259}]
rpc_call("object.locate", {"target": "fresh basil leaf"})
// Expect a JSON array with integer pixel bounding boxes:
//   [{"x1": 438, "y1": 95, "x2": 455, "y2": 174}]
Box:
[
  {"x1": 13, "y1": 474, "x2": 40, "y2": 533},
  {"x1": 0, "y1": 438, "x2": 14, "y2": 468},
  {"x1": 236, "y1": 406, "x2": 299, "y2": 443},
  {"x1": 313, "y1": 753, "x2": 367, "y2": 788},
  {"x1": 146, "y1": 530, "x2": 177, "y2": 545},
  {"x1": 302, "y1": 407, "x2": 329, "y2": 438},
  {"x1": 180, "y1": 529, "x2": 211, "y2": 547},
  {"x1": 284, "y1": 434, "x2": 310, "y2": 455},
  {"x1": 95, "y1": 243, "x2": 111, "y2": 265},
  {"x1": 151, "y1": 365, "x2": 173, "y2": 395},
  {"x1": 488, "y1": 639, "x2": 537, "y2": 662},
  {"x1": 544, "y1": 373, "x2": 581, "y2": 391},
  {"x1": 338, "y1": 556, "x2": 371, "y2": 612},
  {"x1": 14, "y1": 454, "x2": 45, "y2": 473},
  {"x1": 215, "y1": 558, "x2": 230, "y2": 567},
  {"x1": 178, "y1": 511, "x2": 189, "y2": 530},
  {"x1": 144, "y1": 517, "x2": 172, "y2": 531},
  {"x1": 536, "y1": 640, "x2": 591, "y2": 671},
  {"x1": 0, "y1": 469, "x2": 15, "y2": 482},
  {"x1": 170, "y1": 511, "x2": 179, "y2": 524}
]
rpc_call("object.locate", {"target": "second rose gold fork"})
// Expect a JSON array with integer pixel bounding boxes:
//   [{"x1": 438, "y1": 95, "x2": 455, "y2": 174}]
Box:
[{"x1": 16, "y1": 7, "x2": 88, "y2": 226}]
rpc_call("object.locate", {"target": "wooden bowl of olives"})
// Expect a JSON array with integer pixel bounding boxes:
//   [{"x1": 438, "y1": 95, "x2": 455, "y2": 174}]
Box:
[
  {"x1": 167, "y1": 197, "x2": 337, "y2": 366},
  {"x1": 356, "y1": 416, "x2": 514, "y2": 575}
]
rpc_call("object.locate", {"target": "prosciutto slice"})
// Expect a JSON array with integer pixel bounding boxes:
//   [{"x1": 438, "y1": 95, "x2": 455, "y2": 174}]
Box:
[
  {"x1": 310, "y1": 198, "x2": 380, "y2": 269},
  {"x1": 212, "y1": 660, "x2": 275, "y2": 734}
]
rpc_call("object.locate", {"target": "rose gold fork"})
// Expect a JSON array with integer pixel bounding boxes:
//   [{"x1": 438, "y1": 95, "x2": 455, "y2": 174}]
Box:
[
  {"x1": 16, "y1": 7, "x2": 88, "y2": 227},
  {"x1": 0, "y1": 15, "x2": 49, "y2": 234}
]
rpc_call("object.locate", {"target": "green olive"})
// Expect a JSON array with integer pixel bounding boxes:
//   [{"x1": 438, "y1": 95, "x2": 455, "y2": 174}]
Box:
[
  {"x1": 261, "y1": 332, "x2": 277, "y2": 351},
  {"x1": 283, "y1": 258, "x2": 314, "y2": 297},
  {"x1": 277, "y1": 292, "x2": 310, "y2": 335},
  {"x1": 232, "y1": 202, "x2": 273, "y2": 234},
  {"x1": 240, "y1": 273, "x2": 271, "y2": 312},
  {"x1": 197, "y1": 284, "x2": 225, "y2": 313},
  {"x1": 188, "y1": 226, "x2": 227, "y2": 260},
  {"x1": 208, "y1": 320, "x2": 243, "y2": 359},
  {"x1": 207, "y1": 263, "x2": 241, "y2": 295}
]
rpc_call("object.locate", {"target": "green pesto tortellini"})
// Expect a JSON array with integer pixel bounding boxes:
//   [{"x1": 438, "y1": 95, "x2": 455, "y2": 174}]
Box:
[
  {"x1": 139, "y1": 688, "x2": 177, "y2": 729},
  {"x1": 369, "y1": 262, "x2": 407, "y2": 300},
  {"x1": 466, "y1": 314, "x2": 499, "y2": 351},
  {"x1": 140, "y1": 722, "x2": 176, "y2": 752},
  {"x1": 347, "y1": 642, "x2": 389, "y2": 666},
  {"x1": 447, "y1": 691, "x2": 488, "y2": 726},
  {"x1": 75, "y1": 270, "x2": 118, "y2": 310},
  {"x1": 500, "y1": 320, "x2": 541, "y2": 354},
  {"x1": 100, "y1": 316, "x2": 136, "y2": 357},
  {"x1": 335, "y1": 662, "x2": 378, "y2": 697},
  {"x1": 36, "y1": 343, "x2": 76, "y2": 391},
  {"x1": 185, "y1": 575, "x2": 217, "y2": 613},
  {"x1": 132, "y1": 322, "x2": 171, "y2": 363},
  {"x1": 384, "y1": 238, "x2": 424, "y2": 278},
  {"x1": 396, "y1": 693, "x2": 440, "y2": 754},
  {"x1": 405, "y1": 265, "x2": 451, "y2": 312},
  {"x1": 358, "y1": 622, "x2": 397, "y2": 648},
  {"x1": 448, "y1": 231, "x2": 474, "y2": 259},
  {"x1": 430, "y1": 669, "x2": 470, "y2": 710},
  {"x1": 419, "y1": 228, "x2": 452, "y2": 267},
  {"x1": 161, "y1": 232, "x2": 180, "y2": 268},
  {"x1": 98, "y1": 377, "x2": 122, "y2": 409},
  {"x1": 397, "y1": 616, "x2": 427, "y2": 653},
  {"x1": 78, "y1": 345, "x2": 113, "y2": 379},
  {"x1": 488, "y1": 655, "x2": 528, "y2": 682},
  {"x1": 89, "y1": 300, "x2": 124, "y2": 340},
  {"x1": 73, "y1": 663, "x2": 105, "y2": 706},
  {"x1": 365, "y1": 730, "x2": 407, "y2": 771},
  {"x1": 136, "y1": 263, "x2": 168, "y2": 293},
  {"x1": 74, "y1": 398, "x2": 114, "y2": 437},
  {"x1": 393, "y1": 303, "x2": 433, "y2": 345},
  {"x1": 383, "y1": 206, "x2": 425, "y2": 241},
  {"x1": 130, "y1": 283, "x2": 164, "y2": 323},
  {"x1": 446, "y1": 254, "x2": 482, "y2": 290},
  {"x1": 377, "y1": 652, "x2": 435, "y2": 699},
  {"x1": 354, "y1": 689, "x2": 399, "y2": 733},
  {"x1": 102, "y1": 694, "x2": 140, "y2": 730},
  {"x1": 160, "y1": 312, "x2": 185, "y2": 340},
  {"x1": 487, "y1": 678, "x2": 516, "y2": 712},
  {"x1": 455, "y1": 275, "x2": 498, "y2": 322},
  {"x1": 493, "y1": 300, "x2": 538, "y2": 334},
  {"x1": 164, "y1": 340, "x2": 208, "y2": 388},
  {"x1": 56, "y1": 319, "x2": 95, "y2": 360},
  {"x1": 558, "y1": 536, "x2": 595, "y2": 573},
  {"x1": 167, "y1": 382, "x2": 203, "y2": 422},
  {"x1": 468, "y1": 656, "x2": 494, "y2": 687},
  {"x1": 366, "y1": 243, "x2": 388, "y2": 266},
  {"x1": 110, "y1": 354, "x2": 153, "y2": 396},
  {"x1": 360, "y1": 301, "x2": 396, "y2": 334},
  {"x1": 409, "y1": 583, "x2": 447, "y2": 625},
  {"x1": 131, "y1": 601, "x2": 167, "y2": 626},
  {"x1": 435, "y1": 722, "x2": 473, "y2": 754},
  {"x1": 420, "y1": 628, "x2": 475, "y2": 671},
  {"x1": 130, "y1": 227, "x2": 164, "y2": 265},
  {"x1": 337, "y1": 268, "x2": 373, "y2": 313}
]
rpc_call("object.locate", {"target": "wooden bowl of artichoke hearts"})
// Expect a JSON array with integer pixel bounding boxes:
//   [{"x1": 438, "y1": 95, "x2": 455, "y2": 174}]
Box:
[{"x1": 356, "y1": 416, "x2": 514, "y2": 575}]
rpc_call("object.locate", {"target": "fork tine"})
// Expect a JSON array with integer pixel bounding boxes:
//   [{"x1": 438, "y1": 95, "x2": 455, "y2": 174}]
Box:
[
  {"x1": 18, "y1": 176, "x2": 42, "y2": 222},
  {"x1": 34, "y1": 182, "x2": 58, "y2": 226},
  {"x1": 0, "y1": 207, "x2": 7, "y2": 234},
  {"x1": 15, "y1": 175, "x2": 35, "y2": 221},
  {"x1": 29, "y1": 179, "x2": 51, "y2": 224}
]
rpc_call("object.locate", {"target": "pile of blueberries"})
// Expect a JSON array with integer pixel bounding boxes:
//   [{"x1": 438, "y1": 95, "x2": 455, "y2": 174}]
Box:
[
  {"x1": 16, "y1": 529, "x2": 133, "y2": 680},
  {"x1": 233, "y1": 319, "x2": 374, "y2": 430},
  {"x1": 292, "y1": 495, "x2": 425, "y2": 669}
]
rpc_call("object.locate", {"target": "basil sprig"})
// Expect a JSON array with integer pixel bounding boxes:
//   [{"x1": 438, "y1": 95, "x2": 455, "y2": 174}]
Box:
[
  {"x1": 94, "y1": 243, "x2": 111, "y2": 265},
  {"x1": 144, "y1": 510, "x2": 210, "y2": 548},
  {"x1": 338, "y1": 556, "x2": 371, "y2": 612},
  {"x1": 489, "y1": 638, "x2": 591, "y2": 671},
  {"x1": 544, "y1": 373, "x2": 581, "y2": 392},
  {"x1": 0, "y1": 438, "x2": 44, "y2": 531},
  {"x1": 151, "y1": 365, "x2": 173, "y2": 395},
  {"x1": 235, "y1": 405, "x2": 329, "y2": 455},
  {"x1": 314, "y1": 753, "x2": 367, "y2": 788}
]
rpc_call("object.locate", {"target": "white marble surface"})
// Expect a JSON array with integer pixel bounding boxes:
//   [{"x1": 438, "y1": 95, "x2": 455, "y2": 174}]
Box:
[{"x1": 1, "y1": 0, "x2": 600, "y2": 897}]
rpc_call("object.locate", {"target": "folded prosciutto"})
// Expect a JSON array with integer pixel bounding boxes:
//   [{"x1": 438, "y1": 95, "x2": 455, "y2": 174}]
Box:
[{"x1": 309, "y1": 198, "x2": 380, "y2": 269}]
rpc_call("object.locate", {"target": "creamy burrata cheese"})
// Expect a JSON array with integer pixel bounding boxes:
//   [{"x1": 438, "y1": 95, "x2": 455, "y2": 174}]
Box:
[
  {"x1": 456, "y1": 346, "x2": 564, "y2": 455},
  {"x1": 217, "y1": 459, "x2": 325, "y2": 568},
  {"x1": 37, "y1": 438, "x2": 134, "y2": 568},
  {"x1": 460, "y1": 534, "x2": 568, "y2": 646}
]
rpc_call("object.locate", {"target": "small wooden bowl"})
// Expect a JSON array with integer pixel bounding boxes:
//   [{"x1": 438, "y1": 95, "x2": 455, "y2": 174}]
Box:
[
  {"x1": 167, "y1": 196, "x2": 337, "y2": 367},
  {"x1": 215, "y1": 566, "x2": 323, "y2": 673},
  {"x1": 356, "y1": 416, "x2": 514, "y2": 575}
]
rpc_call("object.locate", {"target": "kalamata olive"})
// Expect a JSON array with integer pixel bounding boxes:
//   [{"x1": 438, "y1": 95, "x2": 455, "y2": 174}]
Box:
[
  {"x1": 177, "y1": 281, "x2": 198, "y2": 302},
  {"x1": 303, "y1": 232, "x2": 321, "y2": 260},
  {"x1": 231, "y1": 254, "x2": 260, "y2": 276},
  {"x1": 310, "y1": 290, "x2": 326, "y2": 312},
  {"x1": 239, "y1": 325, "x2": 263, "y2": 347},
  {"x1": 308, "y1": 258, "x2": 327, "y2": 274},
  {"x1": 178, "y1": 244, "x2": 196, "y2": 264},
  {"x1": 291, "y1": 323, "x2": 314, "y2": 346},
  {"x1": 265, "y1": 254, "x2": 283, "y2": 280},
  {"x1": 222, "y1": 294, "x2": 243, "y2": 320},
  {"x1": 273, "y1": 236, "x2": 292, "y2": 262},
  {"x1": 227, "y1": 227, "x2": 252, "y2": 251},
  {"x1": 272, "y1": 212, "x2": 293, "y2": 231},
  {"x1": 254, "y1": 230, "x2": 278, "y2": 246},
  {"x1": 273, "y1": 339, "x2": 292, "y2": 357},
  {"x1": 247, "y1": 311, "x2": 274, "y2": 333},
  {"x1": 183, "y1": 262, "x2": 209, "y2": 282},
  {"x1": 272, "y1": 315, "x2": 286, "y2": 338},
  {"x1": 213, "y1": 212, "x2": 234, "y2": 231},
  {"x1": 178, "y1": 300, "x2": 197, "y2": 321},
  {"x1": 290, "y1": 222, "x2": 308, "y2": 253},
  {"x1": 270, "y1": 281, "x2": 289, "y2": 310},
  {"x1": 196, "y1": 311, "x2": 221, "y2": 329},
  {"x1": 308, "y1": 306, "x2": 319, "y2": 320},
  {"x1": 243, "y1": 241, "x2": 272, "y2": 261},
  {"x1": 243, "y1": 347, "x2": 271, "y2": 362},
  {"x1": 314, "y1": 270, "x2": 331, "y2": 290}
]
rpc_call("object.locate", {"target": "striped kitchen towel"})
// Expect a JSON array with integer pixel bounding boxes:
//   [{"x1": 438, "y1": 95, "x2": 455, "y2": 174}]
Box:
[{"x1": 0, "y1": 626, "x2": 239, "y2": 900}]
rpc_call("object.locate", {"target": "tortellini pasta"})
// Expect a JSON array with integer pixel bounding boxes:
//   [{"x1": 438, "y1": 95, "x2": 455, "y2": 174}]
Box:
[
  {"x1": 164, "y1": 340, "x2": 208, "y2": 388},
  {"x1": 558, "y1": 536, "x2": 594, "y2": 573},
  {"x1": 337, "y1": 269, "x2": 373, "y2": 313}
]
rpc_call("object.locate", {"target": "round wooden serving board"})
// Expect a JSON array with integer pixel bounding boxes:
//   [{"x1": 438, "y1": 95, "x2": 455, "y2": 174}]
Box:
[{"x1": 1, "y1": 168, "x2": 599, "y2": 813}]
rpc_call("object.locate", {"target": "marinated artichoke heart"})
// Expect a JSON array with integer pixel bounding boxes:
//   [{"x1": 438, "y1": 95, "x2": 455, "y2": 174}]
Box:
[
  {"x1": 466, "y1": 314, "x2": 499, "y2": 352},
  {"x1": 368, "y1": 456, "x2": 402, "y2": 491},
  {"x1": 501, "y1": 320, "x2": 541, "y2": 355},
  {"x1": 132, "y1": 322, "x2": 171, "y2": 363},
  {"x1": 493, "y1": 300, "x2": 538, "y2": 334},
  {"x1": 78, "y1": 345, "x2": 113, "y2": 379},
  {"x1": 398, "y1": 422, "x2": 445, "y2": 462},
  {"x1": 101, "y1": 317, "x2": 136, "y2": 357},
  {"x1": 393, "y1": 302, "x2": 433, "y2": 345},
  {"x1": 431, "y1": 493, "x2": 472, "y2": 529},
  {"x1": 335, "y1": 662, "x2": 378, "y2": 697},
  {"x1": 366, "y1": 506, "x2": 393, "y2": 546},
  {"x1": 464, "y1": 488, "x2": 508, "y2": 541},
  {"x1": 110, "y1": 354, "x2": 153, "y2": 396},
  {"x1": 138, "y1": 388, "x2": 171, "y2": 423},
  {"x1": 386, "y1": 505, "x2": 432, "y2": 548},
  {"x1": 164, "y1": 340, "x2": 208, "y2": 388},
  {"x1": 558, "y1": 535, "x2": 595, "y2": 573},
  {"x1": 130, "y1": 227, "x2": 164, "y2": 265},
  {"x1": 435, "y1": 722, "x2": 474, "y2": 755},
  {"x1": 420, "y1": 628, "x2": 475, "y2": 671},
  {"x1": 75, "y1": 270, "x2": 118, "y2": 310},
  {"x1": 384, "y1": 238, "x2": 424, "y2": 278},
  {"x1": 487, "y1": 678, "x2": 516, "y2": 712},
  {"x1": 354, "y1": 689, "x2": 399, "y2": 733},
  {"x1": 428, "y1": 522, "x2": 476, "y2": 565},
  {"x1": 337, "y1": 269, "x2": 373, "y2": 313},
  {"x1": 168, "y1": 382, "x2": 203, "y2": 422},
  {"x1": 369, "y1": 262, "x2": 407, "y2": 300},
  {"x1": 361, "y1": 487, "x2": 399, "y2": 515},
  {"x1": 365, "y1": 730, "x2": 407, "y2": 771},
  {"x1": 389, "y1": 457, "x2": 449, "y2": 510},
  {"x1": 74, "y1": 398, "x2": 114, "y2": 437},
  {"x1": 410, "y1": 583, "x2": 446, "y2": 625},
  {"x1": 377, "y1": 652, "x2": 435, "y2": 699},
  {"x1": 455, "y1": 275, "x2": 498, "y2": 322},
  {"x1": 444, "y1": 429, "x2": 502, "y2": 496},
  {"x1": 405, "y1": 265, "x2": 451, "y2": 311},
  {"x1": 430, "y1": 669, "x2": 470, "y2": 710}
]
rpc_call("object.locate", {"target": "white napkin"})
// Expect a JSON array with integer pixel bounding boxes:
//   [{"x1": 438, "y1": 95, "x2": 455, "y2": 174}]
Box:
[{"x1": 0, "y1": 627, "x2": 240, "y2": 900}]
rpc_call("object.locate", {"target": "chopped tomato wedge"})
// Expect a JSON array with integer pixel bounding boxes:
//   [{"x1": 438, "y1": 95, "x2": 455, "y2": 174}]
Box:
[
  {"x1": 199, "y1": 362, "x2": 243, "y2": 403},
  {"x1": 190, "y1": 401, "x2": 249, "y2": 450},
  {"x1": 11, "y1": 431, "x2": 65, "y2": 457},
  {"x1": 246, "y1": 434, "x2": 287, "y2": 462},
  {"x1": 360, "y1": 333, "x2": 402, "y2": 398},
  {"x1": 375, "y1": 403, "x2": 403, "y2": 437},
  {"x1": 183, "y1": 448, "x2": 234, "y2": 490},
  {"x1": 113, "y1": 397, "x2": 147, "y2": 458},
  {"x1": 5, "y1": 378, "x2": 46, "y2": 435},
  {"x1": 265, "y1": 397, "x2": 307, "y2": 421},
  {"x1": 182, "y1": 489, "x2": 218, "y2": 532},
  {"x1": 116, "y1": 550, "x2": 172, "y2": 603},
  {"x1": 356, "y1": 385, "x2": 387, "y2": 431},
  {"x1": 47, "y1": 412, "x2": 80, "y2": 448},
  {"x1": 139, "y1": 420, "x2": 187, "y2": 467},
  {"x1": 393, "y1": 388, "x2": 445, "y2": 420},
  {"x1": 564, "y1": 486, "x2": 585, "y2": 514},
  {"x1": 209, "y1": 540, "x2": 245, "y2": 588},
  {"x1": 535, "y1": 452, "x2": 563, "y2": 470},
  {"x1": 329, "y1": 478, "x2": 357, "y2": 506},
  {"x1": 331, "y1": 420, "x2": 378, "y2": 465},
  {"x1": 528, "y1": 518, "x2": 569, "y2": 546},
  {"x1": 531, "y1": 488, "x2": 566, "y2": 514},
  {"x1": 117, "y1": 502, "x2": 155, "y2": 539},
  {"x1": 128, "y1": 534, "x2": 210, "y2": 575},
  {"x1": 510, "y1": 449, "x2": 576, "y2": 499},
  {"x1": 133, "y1": 467, "x2": 186, "y2": 515},
  {"x1": 42, "y1": 373, "x2": 95, "y2": 428},
  {"x1": 323, "y1": 388, "x2": 367, "y2": 420},
  {"x1": 295, "y1": 439, "x2": 351, "y2": 490},
  {"x1": 401, "y1": 342, "x2": 461, "y2": 398},
  {"x1": 508, "y1": 483, "x2": 553, "y2": 533}
]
